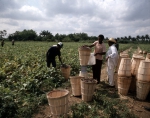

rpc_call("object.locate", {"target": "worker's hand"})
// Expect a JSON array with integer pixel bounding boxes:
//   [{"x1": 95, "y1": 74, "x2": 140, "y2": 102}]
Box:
[
  {"x1": 94, "y1": 53, "x2": 97, "y2": 56},
  {"x1": 82, "y1": 45, "x2": 88, "y2": 47},
  {"x1": 106, "y1": 56, "x2": 109, "y2": 61}
]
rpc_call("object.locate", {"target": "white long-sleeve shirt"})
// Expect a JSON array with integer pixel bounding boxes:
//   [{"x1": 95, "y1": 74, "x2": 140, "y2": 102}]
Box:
[{"x1": 106, "y1": 44, "x2": 119, "y2": 69}]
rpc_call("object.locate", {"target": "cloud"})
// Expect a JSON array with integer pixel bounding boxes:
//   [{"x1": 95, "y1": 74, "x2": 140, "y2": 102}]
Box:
[{"x1": 0, "y1": 0, "x2": 150, "y2": 38}]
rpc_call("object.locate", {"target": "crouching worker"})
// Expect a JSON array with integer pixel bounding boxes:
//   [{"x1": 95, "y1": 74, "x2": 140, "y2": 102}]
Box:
[
  {"x1": 46, "y1": 42, "x2": 63, "y2": 68},
  {"x1": 106, "y1": 38, "x2": 119, "y2": 87}
]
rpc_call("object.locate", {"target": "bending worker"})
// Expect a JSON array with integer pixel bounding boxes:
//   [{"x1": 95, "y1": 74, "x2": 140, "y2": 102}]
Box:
[{"x1": 46, "y1": 42, "x2": 63, "y2": 68}]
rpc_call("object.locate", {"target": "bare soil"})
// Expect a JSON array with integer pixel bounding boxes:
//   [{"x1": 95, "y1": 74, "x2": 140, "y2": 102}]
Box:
[{"x1": 32, "y1": 63, "x2": 150, "y2": 118}]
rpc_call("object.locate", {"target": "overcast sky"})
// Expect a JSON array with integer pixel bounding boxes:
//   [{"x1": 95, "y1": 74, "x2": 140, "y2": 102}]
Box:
[{"x1": 0, "y1": 0, "x2": 150, "y2": 38}]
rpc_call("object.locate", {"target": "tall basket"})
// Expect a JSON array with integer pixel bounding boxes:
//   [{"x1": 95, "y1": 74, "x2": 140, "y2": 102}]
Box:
[
  {"x1": 131, "y1": 55, "x2": 145, "y2": 76},
  {"x1": 117, "y1": 53, "x2": 129, "y2": 71},
  {"x1": 118, "y1": 76, "x2": 132, "y2": 96},
  {"x1": 136, "y1": 80, "x2": 150, "y2": 100},
  {"x1": 78, "y1": 46, "x2": 91, "y2": 66},
  {"x1": 70, "y1": 76, "x2": 84, "y2": 96},
  {"x1": 46, "y1": 89, "x2": 69, "y2": 118},
  {"x1": 81, "y1": 78, "x2": 97, "y2": 102},
  {"x1": 137, "y1": 60, "x2": 150, "y2": 82},
  {"x1": 118, "y1": 58, "x2": 131, "y2": 77}
]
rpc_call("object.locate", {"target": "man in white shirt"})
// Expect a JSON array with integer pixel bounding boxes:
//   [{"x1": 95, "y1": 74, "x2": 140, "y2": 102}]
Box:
[{"x1": 106, "y1": 38, "x2": 119, "y2": 87}]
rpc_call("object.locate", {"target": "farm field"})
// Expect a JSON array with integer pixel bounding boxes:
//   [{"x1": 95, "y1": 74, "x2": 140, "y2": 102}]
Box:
[{"x1": 0, "y1": 41, "x2": 150, "y2": 118}]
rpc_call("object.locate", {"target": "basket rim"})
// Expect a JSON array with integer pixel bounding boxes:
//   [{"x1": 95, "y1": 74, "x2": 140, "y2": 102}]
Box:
[
  {"x1": 132, "y1": 56, "x2": 145, "y2": 59},
  {"x1": 70, "y1": 76, "x2": 85, "y2": 79},
  {"x1": 81, "y1": 78, "x2": 97, "y2": 84},
  {"x1": 46, "y1": 89, "x2": 69, "y2": 99}
]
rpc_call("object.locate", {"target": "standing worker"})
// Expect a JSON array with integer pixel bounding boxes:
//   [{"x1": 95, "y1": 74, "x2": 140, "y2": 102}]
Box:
[
  {"x1": 12, "y1": 39, "x2": 15, "y2": 46},
  {"x1": 1, "y1": 39, "x2": 4, "y2": 47},
  {"x1": 46, "y1": 42, "x2": 63, "y2": 68},
  {"x1": 115, "y1": 39, "x2": 119, "y2": 51},
  {"x1": 84, "y1": 34, "x2": 106, "y2": 84},
  {"x1": 106, "y1": 38, "x2": 119, "y2": 87}
]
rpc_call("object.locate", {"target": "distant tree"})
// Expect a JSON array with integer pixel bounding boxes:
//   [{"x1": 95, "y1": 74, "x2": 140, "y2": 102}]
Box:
[
  {"x1": 80, "y1": 33, "x2": 88, "y2": 40},
  {"x1": 0, "y1": 30, "x2": 7, "y2": 39},
  {"x1": 141, "y1": 35, "x2": 145, "y2": 43},
  {"x1": 145, "y1": 34, "x2": 149, "y2": 41},
  {"x1": 136, "y1": 35, "x2": 140, "y2": 42},
  {"x1": 128, "y1": 36, "x2": 132, "y2": 41},
  {"x1": 8, "y1": 29, "x2": 37, "y2": 41},
  {"x1": 55, "y1": 33, "x2": 60, "y2": 41}
]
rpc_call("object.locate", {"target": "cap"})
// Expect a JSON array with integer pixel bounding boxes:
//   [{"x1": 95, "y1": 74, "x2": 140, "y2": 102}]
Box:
[{"x1": 57, "y1": 42, "x2": 63, "y2": 48}]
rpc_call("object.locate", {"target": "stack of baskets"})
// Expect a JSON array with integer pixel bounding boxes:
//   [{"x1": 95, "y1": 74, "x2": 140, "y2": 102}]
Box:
[
  {"x1": 115, "y1": 52, "x2": 129, "y2": 90},
  {"x1": 68, "y1": 46, "x2": 97, "y2": 102},
  {"x1": 136, "y1": 60, "x2": 150, "y2": 100},
  {"x1": 130, "y1": 54, "x2": 145, "y2": 93},
  {"x1": 78, "y1": 46, "x2": 91, "y2": 77},
  {"x1": 117, "y1": 53, "x2": 132, "y2": 96}
]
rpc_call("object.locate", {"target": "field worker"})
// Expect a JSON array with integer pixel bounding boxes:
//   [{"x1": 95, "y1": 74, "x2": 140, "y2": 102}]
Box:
[
  {"x1": 1, "y1": 39, "x2": 4, "y2": 47},
  {"x1": 84, "y1": 34, "x2": 106, "y2": 84},
  {"x1": 12, "y1": 39, "x2": 15, "y2": 45},
  {"x1": 115, "y1": 39, "x2": 119, "y2": 51},
  {"x1": 106, "y1": 38, "x2": 119, "y2": 87},
  {"x1": 46, "y1": 42, "x2": 63, "y2": 68}
]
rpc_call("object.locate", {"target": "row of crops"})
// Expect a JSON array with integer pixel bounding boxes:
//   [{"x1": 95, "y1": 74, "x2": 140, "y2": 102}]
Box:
[{"x1": 0, "y1": 41, "x2": 148, "y2": 118}]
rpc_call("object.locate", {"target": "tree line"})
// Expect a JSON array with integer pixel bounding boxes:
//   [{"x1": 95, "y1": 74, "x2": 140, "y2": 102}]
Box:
[{"x1": 0, "y1": 29, "x2": 150, "y2": 43}]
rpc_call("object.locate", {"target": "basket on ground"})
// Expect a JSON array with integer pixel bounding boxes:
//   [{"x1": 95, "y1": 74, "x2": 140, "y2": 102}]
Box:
[
  {"x1": 136, "y1": 80, "x2": 150, "y2": 100},
  {"x1": 70, "y1": 76, "x2": 84, "y2": 96},
  {"x1": 118, "y1": 76, "x2": 132, "y2": 95},
  {"x1": 46, "y1": 89, "x2": 69, "y2": 118},
  {"x1": 81, "y1": 78, "x2": 97, "y2": 102},
  {"x1": 60, "y1": 65, "x2": 71, "y2": 79}
]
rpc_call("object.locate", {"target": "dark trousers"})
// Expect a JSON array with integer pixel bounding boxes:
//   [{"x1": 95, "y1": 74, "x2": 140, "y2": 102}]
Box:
[
  {"x1": 92, "y1": 59, "x2": 103, "y2": 84},
  {"x1": 47, "y1": 59, "x2": 56, "y2": 67}
]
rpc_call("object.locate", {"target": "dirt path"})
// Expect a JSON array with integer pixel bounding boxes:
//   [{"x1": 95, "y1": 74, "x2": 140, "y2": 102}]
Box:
[{"x1": 32, "y1": 64, "x2": 150, "y2": 118}]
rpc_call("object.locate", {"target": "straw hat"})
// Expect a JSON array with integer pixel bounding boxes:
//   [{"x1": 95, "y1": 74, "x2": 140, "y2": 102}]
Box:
[{"x1": 108, "y1": 38, "x2": 116, "y2": 43}]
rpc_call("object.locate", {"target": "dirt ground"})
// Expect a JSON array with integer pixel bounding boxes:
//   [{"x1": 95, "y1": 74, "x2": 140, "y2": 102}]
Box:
[{"x1": 32, "y1": 63, "x2": 150, "y2": 118}]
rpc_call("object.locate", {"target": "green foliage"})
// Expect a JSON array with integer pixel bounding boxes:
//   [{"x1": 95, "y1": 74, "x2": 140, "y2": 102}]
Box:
[
  {"x1": 0, "y1": 42, "x2": 142, "y2": 117},
  {"x1": 71, "y1": 102, "x2": 100, "y2": 118},
  {"x1": 70, "y1": 83, "x2": 138, "y2": 118}
]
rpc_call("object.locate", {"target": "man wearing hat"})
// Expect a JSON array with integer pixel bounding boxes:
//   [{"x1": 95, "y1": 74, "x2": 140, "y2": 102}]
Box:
[
  {"x1": 46, "y1": 42, "x2": 63, "y2": 68},
  {"x1": 106, "y1": 38, "x2": 119, "y2": 87}
]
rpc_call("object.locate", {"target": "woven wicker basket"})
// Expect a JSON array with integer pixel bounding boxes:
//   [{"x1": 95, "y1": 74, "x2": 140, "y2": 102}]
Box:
[
  {"x1": 70, "y1": 76, "x2": 84, "y2": 96},
  {"x1": 81, "y1": 78, "x2": 97, "y2": 102},
  {"x1": 78, "y1": 46, "x2": 91, "y2": 66},
  {"x1": 136, "y1": 80, "x2": 150, "y2": 100},
  {"x1": 46, "y1": 89, "x2": 69, "y2": 118},
  {"x1": 118, "y1": 76, "x2": 132, "y2": 95}
]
